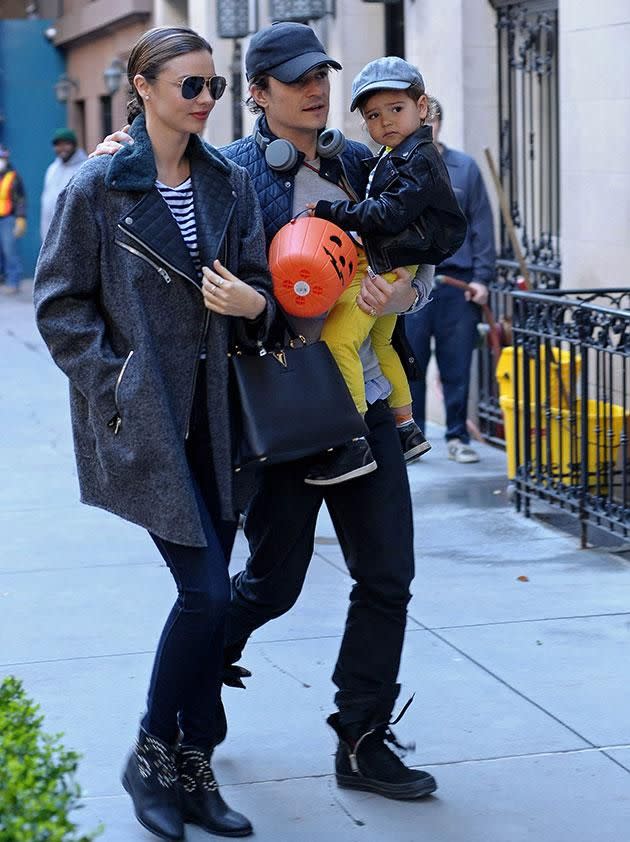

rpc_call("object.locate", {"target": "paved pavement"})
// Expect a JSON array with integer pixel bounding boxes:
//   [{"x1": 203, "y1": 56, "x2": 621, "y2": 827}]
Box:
[{"x1": 2, "y1": 283, "x2": 630, "y2": 842}]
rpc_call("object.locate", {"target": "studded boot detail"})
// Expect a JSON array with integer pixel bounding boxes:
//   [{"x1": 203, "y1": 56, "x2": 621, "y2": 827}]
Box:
[
  {"x1": 177, "y1": 745, "x2": 253, "y2": 837},
  {"x1": 122, "y1": 728, "x2": 184, "y2": 841}
]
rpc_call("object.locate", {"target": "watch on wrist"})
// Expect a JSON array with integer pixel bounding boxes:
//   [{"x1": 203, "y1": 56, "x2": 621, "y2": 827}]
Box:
[{"x1": 398, "y1": 287, "x2": 420, "y2": 315}]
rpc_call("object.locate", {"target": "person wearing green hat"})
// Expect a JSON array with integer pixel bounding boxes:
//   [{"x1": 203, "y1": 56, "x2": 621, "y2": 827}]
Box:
[{"x1": 40, "y1": 128, "x2": 87, "y2": 240}]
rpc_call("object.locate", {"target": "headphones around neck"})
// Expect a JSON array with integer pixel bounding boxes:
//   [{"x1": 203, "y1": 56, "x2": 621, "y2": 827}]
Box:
[{"x1": 254, "y1": 120, "x2": 346, "y2": 172}]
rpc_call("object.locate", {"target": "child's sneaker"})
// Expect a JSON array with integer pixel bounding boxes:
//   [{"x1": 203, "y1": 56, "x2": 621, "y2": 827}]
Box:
[
  {"x1": 304, "y1": 438, "x2": 377, "y2": 486},
  {"x1": 398, "y1": 422, "x2": 431, "y2": 462}
]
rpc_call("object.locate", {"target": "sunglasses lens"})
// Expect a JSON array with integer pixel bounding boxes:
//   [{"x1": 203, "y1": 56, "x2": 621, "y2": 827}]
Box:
[
  {"x1": 210, "y1": 76, "x2": 227, "y2": 100},
  {"x1": 181, "y1": 76, "x2": 205, "y2": 100}
]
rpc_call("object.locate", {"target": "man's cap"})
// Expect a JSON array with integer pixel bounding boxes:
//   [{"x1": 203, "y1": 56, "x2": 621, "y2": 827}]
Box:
[
  {"x1": 350, "y1": 56, "x2": 425, "y2": 112},
  {"x1": 0, "y1": 144, "x2": 9, "y2": 158},
  {"x1": 246, "y1": 22, "x2": 341, "y2": 83},
  {"x1": 52, "y1": 128, "x2": 77, "y2": 145}
]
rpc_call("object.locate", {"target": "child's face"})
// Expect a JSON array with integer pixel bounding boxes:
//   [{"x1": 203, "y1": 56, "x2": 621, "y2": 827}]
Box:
[{"x1": 361, "y1": 90, "x2": 428, "y2": 148}]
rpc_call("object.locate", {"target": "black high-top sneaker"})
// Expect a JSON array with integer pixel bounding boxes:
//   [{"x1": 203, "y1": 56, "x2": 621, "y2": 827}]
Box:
[
  {"x1": 327, "y1": 713, "x2": 437, "y2": 800},
  {"x1": 304, "y1": 437, "x2": 377, "y2": 486},
  {"x1": 177, "y1": 745, "x2": 253, "y2": 837},
  {"x1": 122, "y1": 728, "x2": 184, "y2": 840},
  {"x1": 398, "y1": 422, "x2": 431, "y2": 462}
]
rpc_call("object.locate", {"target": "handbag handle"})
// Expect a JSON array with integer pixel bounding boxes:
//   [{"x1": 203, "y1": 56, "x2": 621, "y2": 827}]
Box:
[{"x1": 230, "y1": 307, "x2": 307, "y2": 357}]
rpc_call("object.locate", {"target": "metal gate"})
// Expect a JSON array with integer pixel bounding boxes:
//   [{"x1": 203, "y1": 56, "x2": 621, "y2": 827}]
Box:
[{"x1": 480, "y1": 0, "x2": 561, "y2": 444}]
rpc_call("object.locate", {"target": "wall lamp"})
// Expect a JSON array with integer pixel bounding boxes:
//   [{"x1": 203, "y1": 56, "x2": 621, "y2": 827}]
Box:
[
  {"x1": 103, "y1": 58, "x2": 126, "y2": 96},
  {"x1": 54, "y1": 73, "x2": 79, "y2": 104}
]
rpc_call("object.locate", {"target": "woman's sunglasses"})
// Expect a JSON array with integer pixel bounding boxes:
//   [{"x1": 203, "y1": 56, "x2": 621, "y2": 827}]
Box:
[{"x1": 176, "y1": 75, "x2": 227, "y2": 101}]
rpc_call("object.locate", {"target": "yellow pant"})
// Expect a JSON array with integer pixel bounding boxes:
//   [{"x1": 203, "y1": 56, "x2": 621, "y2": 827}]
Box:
[{"x1": 321, "y1": 268, "x2": 412, "y2": 415}]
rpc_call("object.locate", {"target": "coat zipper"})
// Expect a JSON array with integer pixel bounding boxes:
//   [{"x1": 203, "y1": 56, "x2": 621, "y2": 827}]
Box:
[
  {"x1": 116, "y1": 224, "x2": 199, "y2": 289},
  {"x1": 115, "y1": 239, "x2": 171, "y2": 284},
  {"x1": 184, "y1": 204, "x2": 236, "y2": 440},
  {"x1": 112, "y1": 349, "x2": 134, "y2": 434}
]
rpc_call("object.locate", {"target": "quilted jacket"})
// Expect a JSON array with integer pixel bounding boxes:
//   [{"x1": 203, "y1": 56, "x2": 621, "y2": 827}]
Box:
[{"x1": 221, "y1": 117, "x2": 372, "y2": 245}]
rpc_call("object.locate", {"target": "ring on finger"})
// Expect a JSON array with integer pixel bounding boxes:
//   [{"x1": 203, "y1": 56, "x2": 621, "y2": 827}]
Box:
[
  {"x1": 214, "y1": 277, "x2": 224, "y2": 288},
  {"x1": 369, "y1": 306, "x2": 377, "y2": 317}
]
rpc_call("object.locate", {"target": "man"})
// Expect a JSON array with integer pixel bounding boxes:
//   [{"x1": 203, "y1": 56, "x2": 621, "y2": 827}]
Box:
[
  {"x1": 0, "y1": 145, "x2": 26, "y2": 295},
  {"x1": 94, "y1": 22, "x2": 436, "y2": 800},
  {"x1": 406, "y1": 99, "x2": 496, "y2": 463},
  {"x1": 40, "y1": 128, "x2": 87, "y2": 241},
  {"x1": 220, "y1": 22, "x2": 436, "y2": 800}
]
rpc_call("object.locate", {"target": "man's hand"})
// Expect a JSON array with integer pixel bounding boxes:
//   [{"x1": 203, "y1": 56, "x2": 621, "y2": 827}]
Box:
[
  {"x1": 465, "y1": 282, "x2": 489, "y2": 306},
  {"x1": 89, "y1": 128, "x2": 133, "y2": 158},
  {"x1": 14, "y1": 217, "x2": 26, "y2": 238},
  {"x1": 357, "y1": 266, "x2": 415, "y2": 317}
]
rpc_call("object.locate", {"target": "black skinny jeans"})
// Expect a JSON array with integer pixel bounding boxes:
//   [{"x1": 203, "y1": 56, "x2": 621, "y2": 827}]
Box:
[
  {"x1": 225, "y1": 399, "x2": 415, "y2": 729},
  {"x1": 142, "y1": 367, "x2": 237, "y2": 748}
]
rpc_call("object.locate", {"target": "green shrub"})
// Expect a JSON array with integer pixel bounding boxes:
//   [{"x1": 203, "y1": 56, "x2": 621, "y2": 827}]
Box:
[{"x1": 0, "y1": 676, "x2": 103, "y2": 842}]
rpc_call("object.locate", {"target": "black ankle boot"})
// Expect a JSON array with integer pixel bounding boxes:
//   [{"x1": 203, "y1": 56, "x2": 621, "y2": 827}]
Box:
[
  {"x1": 177, "y1": 745, "x2": 253, "y2": 837},
  {"x1": 122, "y1": 728, "x2": 184, "y2": 841},
  {"x1": 327, "y1": 713, "x2": 437, "y2": 800}
]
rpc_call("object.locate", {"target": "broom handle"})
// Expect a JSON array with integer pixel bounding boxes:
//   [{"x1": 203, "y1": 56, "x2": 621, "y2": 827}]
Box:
[{"x1": 483, "y1": 148, "x2": 531, "y2": 289}]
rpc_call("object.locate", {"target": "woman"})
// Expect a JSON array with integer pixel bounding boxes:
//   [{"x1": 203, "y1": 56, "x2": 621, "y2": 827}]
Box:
[{"x1": 34, "y1": 26, "x2": 274, "y2": 841}]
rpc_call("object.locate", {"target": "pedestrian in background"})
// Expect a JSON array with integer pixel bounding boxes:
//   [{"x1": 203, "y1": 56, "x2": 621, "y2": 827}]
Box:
[
  {"x1": 0, "y1": 144, "x2": 26, "y2": 295},
  {"x1": 405, "y1": 97, "x2": 496, "y2": 463},
  {"x1": 40, "y1": 128, "x2": 87, "y2": 241},
  {"x1": 34, "y1": 25, "x2": 274, "y2": 841}
]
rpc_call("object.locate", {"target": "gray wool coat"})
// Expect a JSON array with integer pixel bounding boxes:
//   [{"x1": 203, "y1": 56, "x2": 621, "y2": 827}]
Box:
[{"x1": 34, "y1": 116, "x2": 275, "y2": 547}]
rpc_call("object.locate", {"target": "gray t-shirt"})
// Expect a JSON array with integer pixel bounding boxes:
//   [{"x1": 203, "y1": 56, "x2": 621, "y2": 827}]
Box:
[{"x1": 288, "y1": 159, "x2": 390, "y2": 403}]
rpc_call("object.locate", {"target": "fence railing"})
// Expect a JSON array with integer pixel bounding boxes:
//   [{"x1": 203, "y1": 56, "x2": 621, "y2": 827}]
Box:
[{"x1": 505, "y1": 288, "x2": 629, "y2": 547}]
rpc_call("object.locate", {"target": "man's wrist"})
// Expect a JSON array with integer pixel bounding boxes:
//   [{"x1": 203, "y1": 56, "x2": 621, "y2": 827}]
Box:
[{"x1": 397, "y1": 285, "x2": 420, "y2": 315}]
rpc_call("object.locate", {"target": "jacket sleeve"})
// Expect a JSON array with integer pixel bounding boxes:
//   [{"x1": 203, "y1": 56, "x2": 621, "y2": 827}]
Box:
[
  {"x1": 232, "y1": 166, "x2": 276, "y2": 347},
  {"x1": 314, "y1": 156, "x2": 436, "y2": 237},
  {"x1": 12, "y1": 171, "x2": 26, "y2": 219},
  {"x1": 466, "y1": 161, "x2": 496, "y2": 284},
  {"x1": 34, "y1": 180, "x2": 127, "y2": 424}
]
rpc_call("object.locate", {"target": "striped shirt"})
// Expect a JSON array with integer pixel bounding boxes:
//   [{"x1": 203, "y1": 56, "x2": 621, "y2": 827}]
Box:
[{"x1": 156, "y1": 177, "x2": 201, "y2": 276}]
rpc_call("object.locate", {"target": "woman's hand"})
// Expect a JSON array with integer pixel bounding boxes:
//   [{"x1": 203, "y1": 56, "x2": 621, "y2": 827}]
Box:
[
  {"x1": 356, "y1": 266, "x2": 415, "y2": 317},
  {"x1": 202, "y1": 260, "x2": 267, "y2": 320},
  {"x1": 88, "y1": 128, "x2": 133, "y2": 158}
]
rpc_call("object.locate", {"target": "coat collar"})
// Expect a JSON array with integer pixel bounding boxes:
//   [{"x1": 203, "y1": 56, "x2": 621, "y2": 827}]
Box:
[
  {"x1": 105, "y1": 113, "x2": 231, "y2": 192},
  {"x1": 361, "y1": 124, "x2": 434, "y2": 171},
  {"x1": 113, "y1": 115, "x2": 238, "y2": 286}
]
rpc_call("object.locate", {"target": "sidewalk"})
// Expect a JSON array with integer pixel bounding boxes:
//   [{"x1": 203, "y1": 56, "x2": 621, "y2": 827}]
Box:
[{"x1": 2, "y1": 285, "x2": 629, "y2": 842}]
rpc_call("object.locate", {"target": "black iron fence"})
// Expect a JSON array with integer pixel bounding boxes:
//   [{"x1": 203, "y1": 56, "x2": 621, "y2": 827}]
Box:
[{"x1": 505, "y1": 288, "x2": 630, "y2": 547}]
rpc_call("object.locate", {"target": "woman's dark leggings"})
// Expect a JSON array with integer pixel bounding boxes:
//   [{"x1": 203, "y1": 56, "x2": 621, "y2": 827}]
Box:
[{"x1": 142, "y1": 368, "x2": 237, "y2": 748}]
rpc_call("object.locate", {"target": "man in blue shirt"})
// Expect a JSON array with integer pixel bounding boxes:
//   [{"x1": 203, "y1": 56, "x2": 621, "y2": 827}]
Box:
[{"x1": 405, "y1": 99, "x2": 496, "y2": 462}]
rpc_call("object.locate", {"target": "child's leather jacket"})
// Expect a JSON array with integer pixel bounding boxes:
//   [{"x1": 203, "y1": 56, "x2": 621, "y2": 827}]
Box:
[{"x1": 314, "y1": 125, "x2": 467, "y2": 273}]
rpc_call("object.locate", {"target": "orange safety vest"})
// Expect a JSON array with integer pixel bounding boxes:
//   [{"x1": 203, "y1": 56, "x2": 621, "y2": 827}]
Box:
[{"x1": 0, "y1": 171, "x2": 17, "y2": 217}]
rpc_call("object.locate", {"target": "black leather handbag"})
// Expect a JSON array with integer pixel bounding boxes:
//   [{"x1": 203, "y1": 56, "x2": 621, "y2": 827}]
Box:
[{"x1": 230, "y1": 329, "x2": 367, "y2": 470}]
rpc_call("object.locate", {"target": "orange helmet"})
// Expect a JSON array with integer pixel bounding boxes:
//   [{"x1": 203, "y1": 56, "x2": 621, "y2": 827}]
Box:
[{"x1": 269, "y1": 216, "x2": 358, "y2": 317}]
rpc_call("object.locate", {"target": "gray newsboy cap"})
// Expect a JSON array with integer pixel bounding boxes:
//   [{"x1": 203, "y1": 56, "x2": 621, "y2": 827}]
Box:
[{"x1": 350, "y1": 56, "x2": 425, "y2": 112}]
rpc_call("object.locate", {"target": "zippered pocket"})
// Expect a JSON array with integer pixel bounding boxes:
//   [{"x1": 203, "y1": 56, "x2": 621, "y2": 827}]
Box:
[
  {"x1": 112, "y1": 350, "x2": 134, "y2": 434},
  {"x1": 115, "y1": 239, "x2": 171, "y2": 284}
]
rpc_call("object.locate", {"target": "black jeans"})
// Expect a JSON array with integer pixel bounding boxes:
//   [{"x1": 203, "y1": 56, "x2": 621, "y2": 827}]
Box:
[
  {"x1": 225, "y1": 399, "x2": 414, "y2": 728},
  {"x1": 142, "y1": 368, "x2": 237, "y2": 748}
]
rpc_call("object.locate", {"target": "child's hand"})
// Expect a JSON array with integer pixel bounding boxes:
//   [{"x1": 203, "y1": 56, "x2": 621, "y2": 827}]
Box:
[{"x1": 305, "y1": 203, "x2": 316, "y2": 216}]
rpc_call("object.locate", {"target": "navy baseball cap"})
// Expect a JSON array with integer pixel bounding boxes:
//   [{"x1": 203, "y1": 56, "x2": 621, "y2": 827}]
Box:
[
  {"x1": 246, "y1": 22, "x2": 341, "y2": 83},
  {"x1": 350, "y1": 56, "x2": 425, "y2": 112}
]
